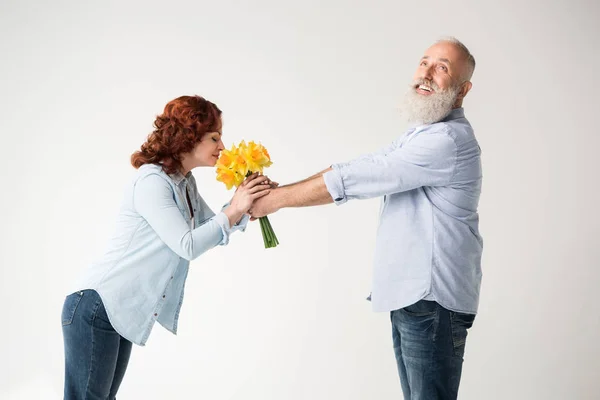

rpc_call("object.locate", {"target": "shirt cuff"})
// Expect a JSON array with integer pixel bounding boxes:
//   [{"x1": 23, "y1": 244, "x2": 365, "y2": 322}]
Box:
[
  {"x1": 213, "y1": 212, "x2": 232, "y2": 246},
  {"x1": 218, "y1": 203, "x2": 250, "y2": 237},
  {"x1": 231, "y1": 213, "x2": 250, "y2": 232},
  {"x1": 323, "y1": 165, "x2": 348, "y2": 205}
]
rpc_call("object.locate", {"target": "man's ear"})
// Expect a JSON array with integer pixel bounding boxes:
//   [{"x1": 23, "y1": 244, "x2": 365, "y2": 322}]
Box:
[{"x1": 458, "y1": 81, "x2": 472, "y2": 100}]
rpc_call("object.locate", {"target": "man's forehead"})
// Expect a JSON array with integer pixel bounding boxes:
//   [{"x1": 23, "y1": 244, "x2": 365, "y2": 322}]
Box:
[{"x1": 422, "y1": 42, "x2": 463, "y2": 63}]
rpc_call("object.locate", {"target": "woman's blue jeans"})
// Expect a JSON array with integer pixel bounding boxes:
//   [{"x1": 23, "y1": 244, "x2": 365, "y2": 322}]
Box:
[{"x1": 62, "y1": 289, "x2": 132, "y2": 400}]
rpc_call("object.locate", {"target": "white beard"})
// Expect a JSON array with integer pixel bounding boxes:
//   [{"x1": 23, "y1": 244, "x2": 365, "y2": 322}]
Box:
[{"x1": 400, "y1": 81, "x2": 460, "y2": 126}]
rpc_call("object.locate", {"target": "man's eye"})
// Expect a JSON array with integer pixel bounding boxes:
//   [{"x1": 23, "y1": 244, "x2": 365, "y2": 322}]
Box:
[{"x1": 439, "y1": 65, "x2": 447, "y2": 71}]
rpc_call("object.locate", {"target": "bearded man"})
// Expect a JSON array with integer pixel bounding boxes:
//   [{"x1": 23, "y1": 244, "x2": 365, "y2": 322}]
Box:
[{"x1": 251, "y1": 37, "x2": 483, "y2": 400}]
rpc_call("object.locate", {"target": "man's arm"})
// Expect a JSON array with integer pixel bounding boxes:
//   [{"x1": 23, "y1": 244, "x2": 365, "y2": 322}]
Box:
[
  {"x1": 276, "y1": 168, "x2": 333, "y2": 207},
  {"x1": 249, "y1": 168, "x2": 333, "y2": 217},
  {"x1": 250, "y1": 129, "x2": 457, "y2": 217},
  {"x1": 254, "y1": 139, "x2": 398, "y2": 215},
  {"x1": 252, "y1": 139, "x2": 399, "y2": 214},
  {"x1": 286, "y1": 168, "x2": 331, "y2": 186}
]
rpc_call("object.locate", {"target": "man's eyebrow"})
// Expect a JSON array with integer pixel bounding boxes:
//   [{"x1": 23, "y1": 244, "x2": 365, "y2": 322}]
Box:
[{"x1": 421, "y1": 56, "x2": 452, "y2": 65}]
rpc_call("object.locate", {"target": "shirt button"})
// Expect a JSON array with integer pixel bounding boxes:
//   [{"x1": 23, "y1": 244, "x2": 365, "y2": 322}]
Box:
[
  {"x1": 154, "y1": 313, "x2": 158, "y2": 317},
  {"x1": 162, "y1": 295, "x2": 166, "y2": 298}
]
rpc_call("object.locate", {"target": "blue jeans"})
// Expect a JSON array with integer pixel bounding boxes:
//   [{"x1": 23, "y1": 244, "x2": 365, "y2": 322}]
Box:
[
  {"x1": 62, "y1": 289, "x2": 132, "y2": 400},
  {"x1": 391, "y1": 300, "x2": 475, "y2": 400}
]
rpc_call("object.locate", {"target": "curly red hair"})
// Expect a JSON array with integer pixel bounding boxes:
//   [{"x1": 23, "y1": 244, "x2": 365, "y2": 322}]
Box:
[{"x1": 131, "y1": 95, "x2": 222, "y2": 174}]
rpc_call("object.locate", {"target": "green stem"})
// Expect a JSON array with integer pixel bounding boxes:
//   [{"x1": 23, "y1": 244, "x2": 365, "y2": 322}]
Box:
[
  {"x1": 259, "y1": 217, "x2": 268, "y2": 248},
  {"x1": 265, "y1": 217, "x2": 278, "y2": 245},
  {"x1": 259, "y1": 216, "x2": 278, "y2": 248}
]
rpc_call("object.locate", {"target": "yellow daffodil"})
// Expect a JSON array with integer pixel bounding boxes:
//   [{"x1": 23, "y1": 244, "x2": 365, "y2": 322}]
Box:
[
  {"x1": 215, "y1": 139, "x2": 279, "y2": 248},
  {"x1": 239, "y1": 141, "x2": 272, "y2": 173},
  {"x1": 215, "y1": 141, "x2": 273, "y2": 187},
  {"x1": 216, "y1": 165, "x2": 242, "y2": 190},
  {"x1": 215, "y1": 148, "x2": 234, "y2": 169}
]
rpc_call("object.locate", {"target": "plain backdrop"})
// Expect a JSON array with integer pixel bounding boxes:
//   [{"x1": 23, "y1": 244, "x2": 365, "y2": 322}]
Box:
[{"x1": 1, "y1": 0, "x2": 599, "y2": 399}]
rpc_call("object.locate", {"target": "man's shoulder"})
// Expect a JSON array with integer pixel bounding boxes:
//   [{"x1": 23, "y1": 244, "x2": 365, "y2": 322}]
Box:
[{"x1": 429, "y1": 117, "x2": 474, "y2": 143}]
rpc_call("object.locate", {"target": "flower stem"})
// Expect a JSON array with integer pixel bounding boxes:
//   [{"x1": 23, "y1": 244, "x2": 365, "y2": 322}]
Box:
[{"x1": 259, "y1": 216, "x2": 278, "y2": 248}]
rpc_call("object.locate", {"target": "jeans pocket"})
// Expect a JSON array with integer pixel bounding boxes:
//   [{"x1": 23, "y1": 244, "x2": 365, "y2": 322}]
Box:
[
  {"x1": 401, "y1": 300, "x2": 438, "y2": 317},
  {"x1": 395, "y1": 301, "x2": 439, "y2": 345},
  {"x1": 61, "y1": 291, "x2": 84, "y2": 326},
  {"x1": 450, "y1": 311, "x2": 475, "y2": 357}
]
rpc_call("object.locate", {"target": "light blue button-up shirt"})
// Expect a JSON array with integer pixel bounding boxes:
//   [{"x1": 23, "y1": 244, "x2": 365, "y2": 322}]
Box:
[
  {"x1": 74, "y1": 164, "x2": 248, "y2": 345},
  {"x1": 323, "y1": 108, "x2": 483, "y2": 314}
]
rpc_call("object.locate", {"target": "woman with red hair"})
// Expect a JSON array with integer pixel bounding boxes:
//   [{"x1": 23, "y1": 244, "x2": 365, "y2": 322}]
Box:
[{"x1": 60, "y1": 95, "x2": 271, "y2": 399}]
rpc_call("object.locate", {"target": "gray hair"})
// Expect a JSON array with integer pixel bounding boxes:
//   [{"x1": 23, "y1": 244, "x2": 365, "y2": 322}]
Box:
[{"x1": 437, "y1": 36, "x2": 476, "y2": 82}]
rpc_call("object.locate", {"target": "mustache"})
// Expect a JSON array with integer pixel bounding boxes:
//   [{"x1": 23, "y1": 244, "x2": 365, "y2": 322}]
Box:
[{"x1": 411, "y1": 79, "x2": 443, "y2": 93}]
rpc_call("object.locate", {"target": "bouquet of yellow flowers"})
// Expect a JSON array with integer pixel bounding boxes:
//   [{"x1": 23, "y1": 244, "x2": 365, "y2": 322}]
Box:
[{"x1": 216, "y1": 140, "x2": 279, "y2": 248}]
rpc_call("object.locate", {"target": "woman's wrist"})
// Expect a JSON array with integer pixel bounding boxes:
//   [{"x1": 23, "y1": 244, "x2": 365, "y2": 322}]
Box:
[{"x1": 224, "y1": 204, "x2": 245, "y2": 227}]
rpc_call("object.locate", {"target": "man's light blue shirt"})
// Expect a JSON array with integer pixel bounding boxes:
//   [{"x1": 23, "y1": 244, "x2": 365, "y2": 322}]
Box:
[
  {"x1": 74, "y1": 164, "x2": 248, "y2": 345},
  {"x1": 323, "y1": 108, "x2": 483, "y2": 314}
]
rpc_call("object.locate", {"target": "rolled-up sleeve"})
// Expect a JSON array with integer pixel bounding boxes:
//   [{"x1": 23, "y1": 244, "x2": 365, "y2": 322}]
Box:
[
  {"x1": 220, "y1": 203, "x2": 250, "y2": 236},
  {"x1": 211, "y1": 211, "x2": 234, "y2": 246},
  {"x1": 323, "y1": 166, "x2": 348, "y2": 205},
  {"x1": 323, "y1": 130, "x2": 457, "y2": 203}
]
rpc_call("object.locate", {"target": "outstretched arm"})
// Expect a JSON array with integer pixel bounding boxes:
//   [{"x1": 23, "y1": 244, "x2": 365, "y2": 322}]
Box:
[
  {"x1": 249, "y1": 130, "x2": 457, "y2": 217},
  {"x1": 249, "y1": 168, "x2": 333, "y2": 217}
]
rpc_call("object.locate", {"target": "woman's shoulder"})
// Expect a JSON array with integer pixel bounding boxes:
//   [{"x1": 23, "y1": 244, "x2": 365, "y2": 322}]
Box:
[
  {"x1": 130, "y1": 164, "x2": 171, "y2": 186},
  {"x1": 135, "y1": 163, "x2": 166, "y2": 177}
]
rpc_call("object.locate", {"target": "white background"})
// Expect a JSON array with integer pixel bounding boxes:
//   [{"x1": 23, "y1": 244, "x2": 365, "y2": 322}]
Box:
[{"x1": 1, "y1": 0, "x2": 599, "y2": 399}]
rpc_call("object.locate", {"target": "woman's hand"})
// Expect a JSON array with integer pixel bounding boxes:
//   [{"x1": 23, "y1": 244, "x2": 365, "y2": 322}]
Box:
[{"x1": 224, "y1": 173, "x2": 271, "y2": 225}]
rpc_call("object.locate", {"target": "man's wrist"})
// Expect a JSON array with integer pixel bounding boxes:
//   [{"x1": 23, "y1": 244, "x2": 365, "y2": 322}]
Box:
[{"x1": 267, "y1": 187, "x2": 285, "y2": 212}]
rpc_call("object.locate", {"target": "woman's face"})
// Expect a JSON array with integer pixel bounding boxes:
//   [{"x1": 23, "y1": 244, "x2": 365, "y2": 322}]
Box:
[{"x1": 191, "y1": 129, "x2": 226, "y2": 168}]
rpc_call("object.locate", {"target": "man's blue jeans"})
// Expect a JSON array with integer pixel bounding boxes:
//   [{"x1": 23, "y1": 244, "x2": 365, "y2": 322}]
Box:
[
  {"x1": 61, "y1": 289, "x2": 132, "y2": 400},
  {"x1": 391, "y1": 300, "x2": 475, "y2": 400}
]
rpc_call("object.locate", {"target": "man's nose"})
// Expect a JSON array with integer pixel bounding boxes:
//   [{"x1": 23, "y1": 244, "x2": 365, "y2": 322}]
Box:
[{"x1": 420, "y1": 65, "x2": 434, "y2": 81}]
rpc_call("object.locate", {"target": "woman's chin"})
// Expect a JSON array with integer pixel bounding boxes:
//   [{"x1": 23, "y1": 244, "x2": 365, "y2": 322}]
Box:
[{"x1": 197, "y1": 157, "x2": 218, "y2": 168}]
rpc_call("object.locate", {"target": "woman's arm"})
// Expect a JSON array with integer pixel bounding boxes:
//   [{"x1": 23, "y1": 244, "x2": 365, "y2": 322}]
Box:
[{"x1": 133, "y1": 174, "x2": 233, "y2": 260}]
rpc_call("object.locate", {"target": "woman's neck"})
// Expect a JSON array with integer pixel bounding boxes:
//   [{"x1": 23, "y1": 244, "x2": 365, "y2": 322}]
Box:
[{"x1": 180, "y1": 157, "x2": 194, "y2": 176}]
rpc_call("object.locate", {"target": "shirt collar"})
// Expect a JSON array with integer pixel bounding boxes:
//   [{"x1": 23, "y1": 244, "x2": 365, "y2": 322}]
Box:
[
  {"x1": 167, "y1": 170, "x2": 192, "y2": 186},
  {"x1": 442, "y1": 107, "x2": 465, "y2": 122},
  {"x1": 406, "y1": 107, "x2": 465, "y2": 133}
]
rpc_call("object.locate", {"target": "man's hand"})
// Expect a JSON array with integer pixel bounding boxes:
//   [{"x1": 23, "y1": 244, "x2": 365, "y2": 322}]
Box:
[
  {"x1": 248, "y1": 191, "x2": 280, "y2": 220},
  {"x1": 247, "y1": 168, "x2": 334, "y2": 220}
]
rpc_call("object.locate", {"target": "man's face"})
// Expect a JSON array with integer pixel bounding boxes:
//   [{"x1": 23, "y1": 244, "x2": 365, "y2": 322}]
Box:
[
  {"x1": 400, "y1": 41, "x2": 472, "y2": 125},
  {"x1": 413, "y1": 41, "x2": 466, "y2": 94}
]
